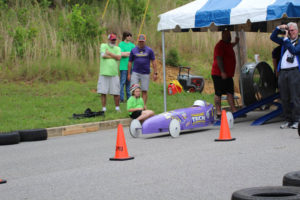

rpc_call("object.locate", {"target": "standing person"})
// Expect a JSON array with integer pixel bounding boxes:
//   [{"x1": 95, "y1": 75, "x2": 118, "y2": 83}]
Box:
[
  {"x1": 211, "y1": 30, "x2": 239, "y2": 119},
  {"x1": 127, "y1": 34, "x2": 158, "y2": 106},
  {"x1": 270, "y1": 22, "x2": 300, "y2": 129},
  {"x1": 97, "y1": 33, "x2": 121, "y2": 112},
  {"x1": 119, "y1": 31, "x2": 135, "y2": 103},
  {"x1": 127, "y1": 84, "x2": 154, "y2": 122}
]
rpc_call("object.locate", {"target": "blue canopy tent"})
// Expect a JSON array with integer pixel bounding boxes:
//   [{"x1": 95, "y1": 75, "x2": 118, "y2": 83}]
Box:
[{"x1": 157, "y1": 0, "x2": 300, "y2": 112}]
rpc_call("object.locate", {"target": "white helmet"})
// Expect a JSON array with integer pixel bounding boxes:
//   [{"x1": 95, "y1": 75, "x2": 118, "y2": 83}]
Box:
[{"x1": 193, "y1": 100, "x2": 205, "y2": 107}]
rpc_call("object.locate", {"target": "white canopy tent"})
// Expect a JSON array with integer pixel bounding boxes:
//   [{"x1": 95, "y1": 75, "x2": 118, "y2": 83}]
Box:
[{"x1": 157, "y1": 0, "x2": 300, "y2": 111}]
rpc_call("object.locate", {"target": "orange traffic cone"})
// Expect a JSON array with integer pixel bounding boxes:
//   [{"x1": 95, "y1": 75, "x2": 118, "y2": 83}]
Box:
[
  {"x1": 0, "y1": 179, "x2": 7, "y2": 184},
  {"x1": 215, "y1": 110, "x2": 236, "y2": 142},
  {"x1": 110, "y1": 124, "x2": 134, "y2": 161}
]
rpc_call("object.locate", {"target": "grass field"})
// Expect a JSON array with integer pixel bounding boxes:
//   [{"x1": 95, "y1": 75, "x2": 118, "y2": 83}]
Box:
[{"x1": 0, "y1": 80, "x2": 215, "y2": 132}]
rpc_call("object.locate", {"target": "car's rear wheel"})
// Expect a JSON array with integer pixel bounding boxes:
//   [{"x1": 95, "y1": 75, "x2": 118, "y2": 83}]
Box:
[
  {"x1": 169, "y1": 119, "x2": 181, "y2": 138},
  {"x1": 129, "y1": 119, "x2": 142, "y2": 138},
  {"x1": 226, "y1": 111, "x2": 234, "y2": 129}
]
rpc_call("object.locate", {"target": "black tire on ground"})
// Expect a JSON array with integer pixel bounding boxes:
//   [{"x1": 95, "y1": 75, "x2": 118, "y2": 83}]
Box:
[
  {"x1": 19, "y1": 129, "x2": 48, "y2": 142},
  {"x1": 232, "y1": 186, "x2": 300, "y2": 200},
  {"x1": 283, "y1": 171, "x2": 300, "y2": 187},
  {"x1": 0, "y1": 132, "x2": 20, "y2": 145}
]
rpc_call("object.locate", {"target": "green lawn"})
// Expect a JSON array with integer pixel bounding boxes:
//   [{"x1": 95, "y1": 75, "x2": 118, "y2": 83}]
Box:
[{"x1": 0, "y1": 80, "x2": 216, "y2": 132}]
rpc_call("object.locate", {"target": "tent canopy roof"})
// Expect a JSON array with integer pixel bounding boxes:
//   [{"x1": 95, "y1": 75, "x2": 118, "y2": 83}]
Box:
[{"x1": 157, "y1": 0, "x2": 300, "y2": 32}]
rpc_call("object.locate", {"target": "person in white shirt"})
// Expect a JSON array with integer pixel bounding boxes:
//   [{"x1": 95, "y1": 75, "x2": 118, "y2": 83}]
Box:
[{"x1": 270, "y1": 22, "x2": 300, "y2": 129}]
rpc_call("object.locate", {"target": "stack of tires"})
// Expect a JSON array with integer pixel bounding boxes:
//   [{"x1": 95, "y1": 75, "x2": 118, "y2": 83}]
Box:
[
  {"x1": 0, "y1": 129, "x2": 48, "y2": 145},
  {"x1": 231, "y1": 171, "x2": 300, "y2": 200}
]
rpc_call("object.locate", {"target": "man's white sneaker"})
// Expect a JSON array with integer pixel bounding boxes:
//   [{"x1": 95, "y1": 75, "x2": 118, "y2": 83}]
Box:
[
  {"x1": 290, "y1": 122, "x2": 299, "y2": 129},
  {"x1": 280, "y1": 122, "x2": 292, "y2": 129}
]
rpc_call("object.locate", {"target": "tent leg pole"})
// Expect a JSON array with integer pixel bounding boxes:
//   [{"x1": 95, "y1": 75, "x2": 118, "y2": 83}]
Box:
[{"x1": 162, "y1": 31, "x2": 167, "y2": 112}]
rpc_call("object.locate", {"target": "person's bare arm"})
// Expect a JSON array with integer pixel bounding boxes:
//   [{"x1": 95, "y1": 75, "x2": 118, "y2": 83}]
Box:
[
  {"x1": 104, "y1": 50, "x2": 121, "y2": 60},
  {"x1": 231, "y1": 37, "x2": 239, "y2": 47},
  {"x1": 121, "y1": 52, "x2": 130, "y2": 57},
  {"x1": 152, "y1": 60, "x2": 158, "y2": 81},
  {"x1": 127, "y1": 61, "x2": 132, "y2": 81}
]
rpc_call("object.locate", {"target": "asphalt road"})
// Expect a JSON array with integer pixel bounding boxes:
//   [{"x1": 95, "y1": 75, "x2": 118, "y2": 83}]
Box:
[{"x1": 0, "y1": 111, "x2": 300, "y2": 200}]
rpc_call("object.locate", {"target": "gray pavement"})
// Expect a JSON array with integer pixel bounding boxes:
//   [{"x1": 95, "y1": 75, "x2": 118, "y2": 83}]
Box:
[{"x1": 0, "y1": 110, "x2": 300, "y2": 200}]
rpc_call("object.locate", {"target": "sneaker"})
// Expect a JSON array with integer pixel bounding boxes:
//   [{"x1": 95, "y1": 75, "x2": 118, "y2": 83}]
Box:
[
  {"x1": 115, "y1": 107, "x2": 121, "y2": 112},
  {"x1": 280, "y1": 122, "x2": 292, "y2": 129},
  {"x1": 290, "y1": 122, "x2": 299, "y2": 129}
]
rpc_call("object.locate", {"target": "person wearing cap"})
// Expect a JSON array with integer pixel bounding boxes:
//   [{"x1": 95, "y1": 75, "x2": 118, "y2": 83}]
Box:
[
  {"x1": 97, "y1": 33, "x2": 121, "y2": 112},
  {"x1": 127, "y1": 34, "x2": 157, "y2": 106},
  {"x1": 127, "y1": 84, "x2": 154, "y2": 121},
  {"x1": 119, "y1": 31, "x2": 135, "y2": 103},
  {"x1": 211, "y1": 30, "x2": 239, "y2": 120}
]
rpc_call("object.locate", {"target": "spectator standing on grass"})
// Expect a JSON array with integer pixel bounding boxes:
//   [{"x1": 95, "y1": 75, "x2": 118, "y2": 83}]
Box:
[
  {"x1": 127, "y1": 84, "x2": 154, "y2": 122},
  {"x1": 119, "y1": 31, "x2": 135, "y2": 103},
  {"x1": 270, "y1": 22, "x2": 300, "y2": 129},
  {"x1": 211, "y1": 30, "x2": 239, "y2": 119},
  {"x1": 97, "y1": 33, "x2": 121, "y2": 112},
  {"x1": 127, "y1": 34, "x2": 158, "y2": 106}
]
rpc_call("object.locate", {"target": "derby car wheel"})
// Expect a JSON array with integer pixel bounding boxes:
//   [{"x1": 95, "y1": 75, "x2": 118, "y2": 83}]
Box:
[
  {"x1": 226, "y1": 112, "x2": 234, "y2": 129},
  {"x1": 129, "y1": 119, "x2": 142, "y2": 138},
  {"x1": 169, "y1": 119, "x2": 181, "y2": 138}
]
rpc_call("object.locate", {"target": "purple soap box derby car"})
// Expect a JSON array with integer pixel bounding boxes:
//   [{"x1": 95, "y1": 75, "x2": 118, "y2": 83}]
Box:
[{"x1": 129, "y1": 100, "x2": 234, "y2": 138}]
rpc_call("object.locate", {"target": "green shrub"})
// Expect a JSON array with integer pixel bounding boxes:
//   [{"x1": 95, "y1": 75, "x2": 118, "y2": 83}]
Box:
[
  {"x1": 11, "y1": 26, "x2": 38, "y2": 58},
  {"x1": 59, "y1": 4, "x2": 103, "y2": 44},
  {"x1": 166, "y1": 48, "x2": 180, "y2": 67}
]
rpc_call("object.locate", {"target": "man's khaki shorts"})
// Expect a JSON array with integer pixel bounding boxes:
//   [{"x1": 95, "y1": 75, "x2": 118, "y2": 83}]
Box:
[{"x1": 97, "y1": 75, "x2": 120, "y2": 95}]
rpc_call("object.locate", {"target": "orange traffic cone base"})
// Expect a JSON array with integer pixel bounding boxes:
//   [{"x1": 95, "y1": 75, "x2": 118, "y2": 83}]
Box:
[
  {"x1": 215, "y1": 138, "x2": 236, "y2": 142},
  {"x1": 109, "y1": 156, "x2": 134, "y2": 161},
  {"x1": 109, "y1": 124, "x2": 134, "y2": 161},
  {"x1": 0, "y1": 179, "x2": 7, "y2": 184}
]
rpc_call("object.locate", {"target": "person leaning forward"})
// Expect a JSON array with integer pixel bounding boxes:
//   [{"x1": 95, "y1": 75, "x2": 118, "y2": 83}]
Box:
[
  {"x1": 97, "y1": 33, "x2": 121, "y2": 112},
  {"x1": 211, "y1": 30, "x2": 239, "y2": 119},
  {"x1": 127, "y1": 34, "x2": 157, "y2": 107},
  {"x1": 270, "y1": 22, "x2": 300, "y2": 129}
]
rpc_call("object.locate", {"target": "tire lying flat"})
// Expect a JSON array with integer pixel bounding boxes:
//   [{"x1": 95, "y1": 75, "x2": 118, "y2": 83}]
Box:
[
  {"x1": 283, "y1": 171, "x2": 300, "y2": 187},
  {"x1": 0, "y1": 132, "x2": 20, "y2": 145},
  {"x1": 18, "y1": 129, "x2": 48, "y2": 142},
  {"x1": 232, "y1": 186, "x2": 300, "y2": 200}
]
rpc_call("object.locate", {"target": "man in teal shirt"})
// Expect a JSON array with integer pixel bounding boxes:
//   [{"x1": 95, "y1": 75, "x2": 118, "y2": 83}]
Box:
[
  {"x1": 119, "y1": 31, "x2": 135, "y2": 103},
  {"x1": 97, "y1": 33, "x2": 121, "y2": 112}
]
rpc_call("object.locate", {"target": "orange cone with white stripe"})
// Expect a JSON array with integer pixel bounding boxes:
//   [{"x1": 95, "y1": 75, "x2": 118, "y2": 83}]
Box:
[{"x1": 110, "y1": 124, "x2": 134, "y2": 161}]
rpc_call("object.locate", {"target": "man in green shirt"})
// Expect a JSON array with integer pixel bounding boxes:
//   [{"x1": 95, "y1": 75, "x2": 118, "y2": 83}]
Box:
[
  {"x1": 119, "y1": 31, "x2": 135, "y2": 103},
  {"x1": 97, "y1": 33, "x2": 121, "y2": 112}
]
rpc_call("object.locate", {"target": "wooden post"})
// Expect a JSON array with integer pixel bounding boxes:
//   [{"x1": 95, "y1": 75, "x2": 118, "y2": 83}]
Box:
[{"x1": 233, "y1": 30, "x2": 247, "y2": 94}]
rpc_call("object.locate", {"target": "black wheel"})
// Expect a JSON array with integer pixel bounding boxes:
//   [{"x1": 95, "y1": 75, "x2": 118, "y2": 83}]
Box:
[
  {"x1": 232, "y1": 186, "x2": 300, "y2": 200},
  {"x1": 0, "y1": 132, "x2": 20, "y2": 145},
  {"x1": 283, "y1": 171, "x2": 300, "y2": 187},
  {"x1": 19, "y1": 129, "x2": 48, "y2": 142}
]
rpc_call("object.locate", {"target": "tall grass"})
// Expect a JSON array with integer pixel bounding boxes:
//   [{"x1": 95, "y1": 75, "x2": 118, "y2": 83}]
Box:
[{"x1": 0, "y1": 0, "x2": 279, "y2": 83}]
